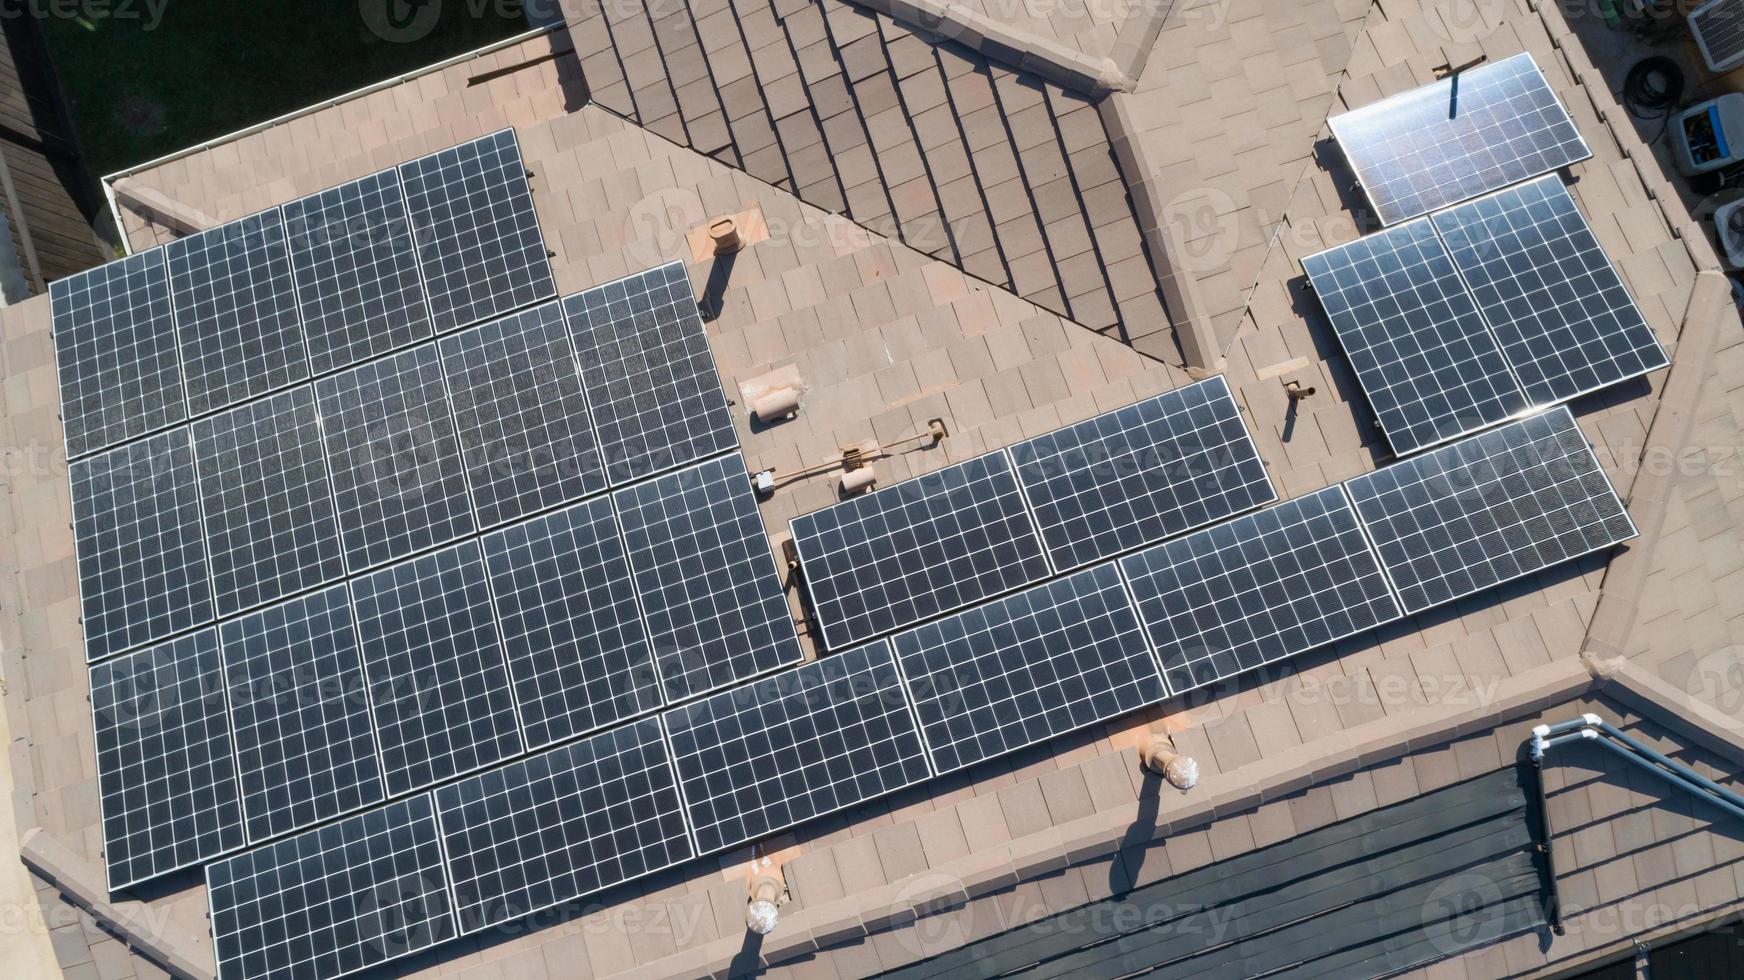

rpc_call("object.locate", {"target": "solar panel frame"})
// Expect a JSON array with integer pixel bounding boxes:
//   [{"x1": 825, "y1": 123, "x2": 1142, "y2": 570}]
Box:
[
  {"x1": 191, "y1": 385, "x2": 346, "y2": 617},
  {"x1": 481, "y1": 496, "x2": 663, "y2": 750},
  {"x1": 163, "y1": 207, "x2": 311, "y2": 417},
  {"x1": 662, "y1": 640, "x2": 932, "y2": 854},
  {"x1": 1119, "y1": 485, "x2": 1404, "y2": 697},
  {"x1": 1691, "y1": 0, "x2": 1744, "y2": 73},
  {"x1": 432, "y1": 718, "x2": 693, "y2": 935},
  {"x1": 90, "y1": 628, "x2": 245, "y2": 891},
  {"x1": 562, "y1": 260, "x2": 739, "y2": 485},
  {"x1": 890, "y1": 564, "x2": 1166, "y2": 776},
  {"x1": 50, "y1": 247, "x2": 186, "y2": 458},
  {"x1": 281, "y1": 166, "x2": 434, "y2": 375},
  {"x1": 349, "y1": 540, "x2": 523, "y2": 796},
  {"x1": 206, "y1": 794, "x2": 456, "y2": 980},
  {"x1": 1343, "y1": 407, "x2": 1636, "y2": 616},
  {"x1": 790, "y1": 449, "x2": 1052, "y2": 651},
  {"x1": 1302, "y1": 220, "x2": 1529, "y2": 456},
  {"x1": 1327, "y1": 53, "x2": 1591, "y2": 226},
  {"x1": 1007, "y1": 376, "x2": 1278, "y2": 572},
  {"x1": 438, "y1": 300, "x2": 606, "y2": 529},
  {"x1": 1430, "y1": 175, "x2": 1668, "y2": 408},
  {"x1": 71, "y1": 427, "x2": 215, "y2": 662},
  {"x1": 614, "y1": 452, "x2": 802, "y2": 703},
  {"x1": 398, "y1": 128, "x2": 555, "y2": 333},
  {"x1": 218, "y1": 584, "x2": 385, "y2": 844}
]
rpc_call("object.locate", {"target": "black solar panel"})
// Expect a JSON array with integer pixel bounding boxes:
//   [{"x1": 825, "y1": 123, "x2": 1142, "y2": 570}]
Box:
[
  {"x1": 349, "y1": 541, "x2": 522, "y2": 795},
  {"x1": 71, "y1": 427, "x2": 214, "y2": 661},
  {"x1": 1432, "y1": 175, "x2": 1668, "y2": 407},
  {"x1": 791, "y1": 449, "x2": 1051, "y2": 651},
  {"x1": 1008, "y1": 377, "x2": 1277, "y2": 570},
  {"x1": 191, "y1": 386, "x2": 345, "y2": 617},
  {"x1": 663, "y1": 640, "x2": 931, "y2": 853},
  {"x1": 314, "y1": 343, "x2": 475, "y2": 571},
  {"x1": 90, "y1": 629, "x2": 243, "y2": 890},
  {"x1": 433, "y1": 719, "x2": 693, "y2": 934},
  {"x1": 1692, "y1": 0, "x2": 1744, "y2": 72},
  {"x1": 282, "y1": 167, "x2": 433, "y2": 375},
  {"x1": 50, "y1": 248, "x2": 184, "y2": 458},
  {"x1": 207, "y1": 795, "x2": 456, "y2": 980},
  {"x1": 1344, "y1": 407, "x2": 1635, "y2": 615},
  {"x1": 1302, "y1": 220, "x2": 1528, "y2": 455},
  {"x1": 615, "y1": 453, "x2": 803, "y2": 702},
  {"x1": 1120, "y1": 486, "x2": 1403, "y2": 696},
  {"x1": 398, "y1": 129, "x2": 555, "y2": 332},
  {"x1": 164, "y1": 208, "x2": 310, "y2": 416},
  {"x1": 563, "y1": 261, "x2": 738, "y2": 484},
  {"x1": 891, "y1": 564, "x2": 1164, "y2": 776},
  {"x1": 1328, "y1": 53, "x2": 1590, "y2": 226},
  {"x1": 438, "y1": 301, "x2": 604, "y2": 528},
  {"x1": 481, "y1": 496, "x2": 661, "y2": 749},
  {"x1": 219, "y1": 584, "x2": 384, "y2": 843}
]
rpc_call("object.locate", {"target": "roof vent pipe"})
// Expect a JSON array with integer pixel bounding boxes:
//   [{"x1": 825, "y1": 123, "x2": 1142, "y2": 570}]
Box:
[{"x1": 1138, "y1": 734, "x2": 1199, "y2": 791}]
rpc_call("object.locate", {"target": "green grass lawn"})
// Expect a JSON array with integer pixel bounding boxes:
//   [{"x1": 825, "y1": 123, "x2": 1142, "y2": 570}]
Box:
[{"x1": 40, "y1": 0, "x2": 529, "y2": 179}]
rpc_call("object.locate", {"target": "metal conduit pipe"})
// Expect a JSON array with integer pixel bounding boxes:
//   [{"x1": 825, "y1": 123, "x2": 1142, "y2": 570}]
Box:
[{"x1": 1531, "y1": 714, "x2": 1744, "y2": 822}]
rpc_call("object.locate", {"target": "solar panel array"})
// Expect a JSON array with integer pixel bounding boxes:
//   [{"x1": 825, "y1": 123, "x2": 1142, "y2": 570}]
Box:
[
  {"x1": 1328, "y1": 53, "x2": 1590, "y2": 226},
  {"x1": 50, "y1": 249, "x2": 184, "y2": 458},
  {"x1": 1691, "y1": 0, "x2": 1744, "y2": 73}
]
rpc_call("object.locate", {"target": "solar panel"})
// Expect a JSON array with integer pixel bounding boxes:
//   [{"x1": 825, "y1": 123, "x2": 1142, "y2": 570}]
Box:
[
  {"x1": 207, "y1": 795, "x2": 456, "y2": 980},
  {"x1": 90, "y1": 629, "x2": 243, "y2": 890},
  {"x1": 663, "y1": 640, "x2": 931, "y2": 853},
  {"x1": 563, "y1": 260, "x2": 738, "y2": 484},
  {"x1": 282, "y1": 167, "x2": 433, "y2": 375},
  {"x1": 398, "y1": 129, "x2": 555, "y2": 332},
  {"x1": 71, "y1": 427, "x2": 214, "y2": 661},
  {"x1": 433, "y1": 718, "x2": 693, "y2": 934},
  {"x1": 349, "y1": 540, "x2": 522, "y2": 795},
  {"x1": 219, "y1": 584, "x2": 384, "y2": 843},
  {"x1": 614, "y1": 453, "x2": 803, "y2": 702},
  {"x1": 1008, "y1": 376, "x2": 1278, "y2": 571},
  {"x1": 438, "y1": 301, "x2": 605, "y2": 528},
  {"x1": 1120, "y1": 485, "x2": 1403, "y2": 696},
  {"x1": 1328, "y1": 53, "x2": 1590, "y2": 226},
  {"x1": 164, "y1": 208, "x2": 310, "y2": 416},
  {"x1": 891, "y1": 564, "x2": 1164, "y2": 776},
  {"x1": 1302, "y1": 220, "x2": 1528, "y2": 455},
  {"x1": 481, "y1": 496, "x2": 662, "y2": 750},
  {"x1": 191, "y1": 386, "x2": 345, "y2": 617},
  {"x1": 791, "y1": 449, "x2": 1051, "y2": 651},
  {"x1": 1344, "y1": 407, "x2": 1635, "y2": 616},
  {"x1": 50, "y1": 248, "x2": 184, "y2": 458},
  {"x1": 314, "y1": 343, "x2": 475, "y2": 571},
  {"x1": 1431, "y1": 175, "x2": 1668, "y2": 407},
  {"x1": 1691, "y1": 0, "x2": 1744, "y2": 72}
]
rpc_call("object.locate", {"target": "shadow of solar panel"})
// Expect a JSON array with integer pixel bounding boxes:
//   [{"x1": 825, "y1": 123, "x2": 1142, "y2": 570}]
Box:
[
  {"x1": 1431, "y1": 176, "x2": 1668, "y2": 407},
  {"x1": 892, "y1": 564, "x2": 1163, "y2": 776},
  {"x1": 399, "y1": 129, "x2": 555, "y2": 332},
  {"x1": 192, "y1": 386, "x2": 345, "y2": 617},
  {"x1": 71, "y1": 427, "x2": 214, "y2": 661},
  {"x1": 1302, "y1": 221, "x2": 1527, "y2": 456},
  {"x1": 482, "y1": 496, "x2": 662, "y2": 749},
  {"x1": 165, "y1": 208, "x2": 310, "y2": 416},
  {"x1": 1121, "y1": 486, "x2": 1402, "y2": 697},
  {"x1": 664, "y1": 640, "x2": 931, "y2": 853},
  {"x1": 207, "y1": 795, "x2": 455, "y2": 980},
  {"x1": 614, "y1": 453, "x2": 802, "y2": 702},
  {"x1": 219, "y1": 584, "x2": 384, "y2": 843},
  {"x1": 1328, "y1": 53, "x2": 1590, "y2": 225},
  {"x1": 562, "y1": 260, "x2": 738, "y2": 485},
  {"x1": 791, "y1": 449, "x2": 1051, "y2": 651},
  {"x1": 1344, "y1": 407, "x2": 1636, "y2": 615},
  {"x1": 1009, "y1": 376, "x2": 1277, "y2": 570},
  {"x1": 350, "y1": 540, "x2": 522, "y2": 795},
  {"x1": 433, "y1": 719, "x2": 692, "y2": 934},
  {"x1": 50, "y1": 248, "x2": 185, "y2": 457},
  {"x1": 282, "y1": 166, "x2": 433, "y2": 374},
  {"x1": 440, "y1": 301, "x2": 605, "y2": 528},
  {"x1": 91, "y1": 629, "x2": 243, "y2": 891}
]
